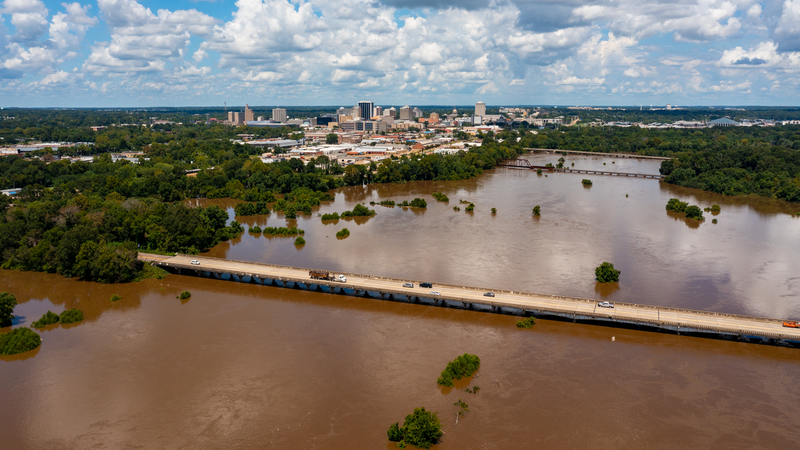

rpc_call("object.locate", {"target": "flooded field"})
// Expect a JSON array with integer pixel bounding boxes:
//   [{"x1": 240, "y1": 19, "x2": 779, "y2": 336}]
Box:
[{"x1": 3, "y1": 153, "x2": 800, "y2": 448}]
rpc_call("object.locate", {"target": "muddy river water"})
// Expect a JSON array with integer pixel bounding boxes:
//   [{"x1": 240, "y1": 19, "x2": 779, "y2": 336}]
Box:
[{"x1": 2, "y1": 153, "x2": 800, "y2": 448}]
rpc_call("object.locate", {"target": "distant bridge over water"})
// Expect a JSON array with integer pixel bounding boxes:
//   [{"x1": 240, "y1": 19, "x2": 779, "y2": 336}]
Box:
[
  {"x1": 140, "y1": 253, "x2": 800, "y2": 347},
  {"x1": 497, "y1": 158, "x2": 664, "y2": 179},
  {"x1": 524, "y1": 148, "x2": 671, "y2": 160}
]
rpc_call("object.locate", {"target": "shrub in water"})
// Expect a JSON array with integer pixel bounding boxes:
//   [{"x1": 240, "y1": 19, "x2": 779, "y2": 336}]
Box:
[
  {"x1": 666, "y1": 198, "x2": 688, "y2": 212},
  {"x1": 32, "y1": 311, "x2": 60, "y2": 328},
  {"x1": 432, "y1": 192, "x2": 449, "y2": 202},
  {"x1": 387, "y1": 408, "x2": 443, "y2": 449},
  {"x1": 336, "y1": 228, "x2": 350, "y2": 238},
  {"x1": 294, "y1": 236, "x2": 305, "y2": 246},
  {"x1": 582, "y1": 179, "x2": 593, "y2": 186},
  {"x1": 59, "y1": 308, "x2": 84, "y2": 324},
  {"x1": 533, "y1": 205, "x2": 541, "y2": 216},
  {"x1": 437, "y1": 353, "x2": 481, "y2": 387},
  {"x1": 0, "y1": 327, "x2": 41, "y2": 355},
  {"x1": 516, "y1": 317, "x2": 536, "y2": 328},
  {"x1": 684, "y1": 205, "x2": 704, "y2": 220},
  {"x1": 465, "y1": 203, "x2": 474, "y2": 212},
  {"x1": 595, "y1": 262, "x2": 620, "y2": 283},
  {"x1": 111, "y1": 294, "x2": 122, "y2": 302},
  {"x1": 321, "y1": 212, "x2": 340, "y2": 221},
  {"x1": 179, "y1": 291, "x2": 191, "y2": 300},
  {"x1": 409, "y1": 198, "x2": 427, "y2": 208},
  {"x1": 491, "y1": 207, "x2": 497, "y2": 214},
  {"x1": 249, "y1": 225, "x2": 262, "y2": 234}
]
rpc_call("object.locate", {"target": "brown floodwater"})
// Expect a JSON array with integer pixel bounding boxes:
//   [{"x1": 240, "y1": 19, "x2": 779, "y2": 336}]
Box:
[{"x1": 3, "y1": 153, "x2": 800, "y2": 449}]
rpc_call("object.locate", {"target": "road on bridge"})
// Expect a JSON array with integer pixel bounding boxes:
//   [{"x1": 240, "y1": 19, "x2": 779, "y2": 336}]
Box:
[{"x1": 139, "y1": 253, "x2": 800, "y2": 342}]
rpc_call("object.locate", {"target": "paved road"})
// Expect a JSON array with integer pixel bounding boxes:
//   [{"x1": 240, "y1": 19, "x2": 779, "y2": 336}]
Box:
[{"x1": 140, "y1": 253, "x2": 800, "y2": 341}]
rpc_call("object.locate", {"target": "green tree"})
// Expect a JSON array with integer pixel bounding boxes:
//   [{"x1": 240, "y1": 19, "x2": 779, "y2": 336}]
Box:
[
  {"x1": 326, "y1": 133, "x2": 339, "y2": 144},
  {"x1": 532, "y1": 205, "x2": 541, "y2": 216},
  {"x1": 0, "y1": 327, "x2": 41, "y2": 355},
  {"x1": 402, "y1": 408, "x2": 443, "y2": 449},
  {"x1": 387, "y1": 422, "x2": 404, "y2": 442},
  {"x1": 685, "y1": 205, "x2": 704, "y2": 220},
  {"x1": 0, "y1": 292, "x2": 18, "y2": 327},
  {"x1": 595, "y1": 262, "x2": 620, "y2": 283}
]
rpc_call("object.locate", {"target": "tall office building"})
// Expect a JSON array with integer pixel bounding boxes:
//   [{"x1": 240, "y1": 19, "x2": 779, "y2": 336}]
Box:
[
  {"x1": 273, "y1": 108, "x2": 287, "y2": 123},
  {"x1": 399, "y1": 105, "x2": 412, "y2": 120},
  {"x1": 244, "y1": 104, "x2": 254, "y2": 122},
  {"x1": 374, "y1": 106, "x2": 383, "y2": 117},
  {"x1": 385, "y1": 107, "x2": 396, "y2": 118},
  {"x1": 475, "y1": 101, "x2": 486, "y2": 117},
  {"x1": 357, "y1": 101, "x2": 375, "y2": 120},
  {"x1": 412, "y1": 107, "x2": 423, "y2": 118}
]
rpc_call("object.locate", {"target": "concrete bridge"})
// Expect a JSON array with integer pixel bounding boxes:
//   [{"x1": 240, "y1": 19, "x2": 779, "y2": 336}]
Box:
[{"x1": 140, "y1": 253, "x2": 800, "y2": 347}]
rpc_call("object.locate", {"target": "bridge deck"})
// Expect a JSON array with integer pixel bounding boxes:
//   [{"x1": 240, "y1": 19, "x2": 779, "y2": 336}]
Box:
[{"x1": 139, "y1": 254, "x2": 800, "y2": 343}]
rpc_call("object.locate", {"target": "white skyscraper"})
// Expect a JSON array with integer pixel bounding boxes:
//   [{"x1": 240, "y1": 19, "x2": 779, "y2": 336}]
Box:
[
  {"x1": 475, "y1": 101, "x2": 486, "y2": 117},
  {"x1": 272, "y1": 108, "x2": 287, "y2": 123}
]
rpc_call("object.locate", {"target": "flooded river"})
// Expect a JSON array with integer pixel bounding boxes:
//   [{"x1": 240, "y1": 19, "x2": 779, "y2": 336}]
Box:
[{"x1": 3, "y1": 153, "x2": 800, "y2": 448}]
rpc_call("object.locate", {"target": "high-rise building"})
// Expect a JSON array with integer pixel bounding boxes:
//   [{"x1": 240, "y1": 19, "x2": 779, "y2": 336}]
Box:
[
  {"x1": 244, "y1": 104, "x2": 254, "y2": 122},
  {"x1": 233, "y1": 112, "x2": 242, "y2": 125},
  {"x1": 412, "y1": 107, "x2": 423, "y2": 118},
  {"x1": 399, "y1": 105, "x2": 412, "y2": 120},
  {"x1": 228, "y1": 111, "x2": 234, "y2": 123},
  {"x1": 385, "y1": 107, "x2": 396, "y2": 118},
  {"x1": 273, "y1": 108, "x2": 287, "y2": 123},
  {"x1": 374, "y1": 106, "x2": 383, "y2": 117},
  {"x1": 337, "y1": 107, "x2": 348, "y2": 116},
  {"x1": 475, "y1": 101, "x2": 486, "y2": 117},
  {"x1": 357, "y1": 101, "x2": 375, "y2": 120}
]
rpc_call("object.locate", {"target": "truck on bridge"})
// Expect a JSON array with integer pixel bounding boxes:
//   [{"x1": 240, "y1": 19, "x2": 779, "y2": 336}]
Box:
[{"x1": 309, "y1": 270, "x2": 347, "y2": 283}]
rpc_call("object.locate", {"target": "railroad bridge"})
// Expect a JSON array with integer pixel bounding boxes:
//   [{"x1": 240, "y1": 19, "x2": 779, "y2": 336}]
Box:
[{"x1": 140, "y1": 253, "x2": 800, "y2": 347}]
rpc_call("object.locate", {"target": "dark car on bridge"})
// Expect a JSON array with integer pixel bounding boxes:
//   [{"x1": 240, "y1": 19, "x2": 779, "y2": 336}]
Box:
[{"x1": 420, "y1": 282, "x2": 433, "y2": 288}]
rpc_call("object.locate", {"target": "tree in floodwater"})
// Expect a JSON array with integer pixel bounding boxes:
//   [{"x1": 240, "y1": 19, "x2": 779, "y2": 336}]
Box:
[
  {"x1": 532, "y1": 206, "x2": 541, "y2": 216},
  {"x1": 387, "y1": 407, "x2": 443, "y2": 449},
  {"x1": 0, "y1": 292, "x2": 17, "y2": 327},
  {"x1": 595, "y1": 262, "x2": 621, "y2": 283}
]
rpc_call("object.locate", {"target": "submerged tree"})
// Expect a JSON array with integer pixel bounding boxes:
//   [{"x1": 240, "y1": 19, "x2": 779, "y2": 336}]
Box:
[{"x1": 595, "y1": 262, "x2": 621, "y2": 283}]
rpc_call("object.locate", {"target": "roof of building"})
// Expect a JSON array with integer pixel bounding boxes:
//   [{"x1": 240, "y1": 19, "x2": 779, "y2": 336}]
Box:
[{"x1": 708, "y1": 117, "x2": 740, "y2": 125}]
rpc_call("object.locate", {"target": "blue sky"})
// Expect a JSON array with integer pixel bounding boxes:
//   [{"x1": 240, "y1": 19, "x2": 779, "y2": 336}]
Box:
[{"x1": 1, "y1": 0, "x2": 799, "y2": 107}]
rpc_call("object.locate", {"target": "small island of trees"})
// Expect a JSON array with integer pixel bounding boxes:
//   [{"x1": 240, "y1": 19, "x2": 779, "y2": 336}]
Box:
[
  {"x1": 234, "y1": 201, "x2": 270, "y2": 216},
  {"x1": 336, "y1": 228, "x2": 350, "y2": 238},
  {"x1": 437, "y1": 353, "x2": 481, "y2": 387},
  {"x1": 516, "y1": 317, "x2": 536, "y2": 328},
  {"x1": 582, "y1": 179, "x2": 593, "y2": 186},
  {"x1": 387, "y1": 407, "x2": 443, "y2": 449},
  {"x1": 0, "y1": 327, "x2": 42, "y2": 356},
  {"x1": 666, "y1": 198, "x2": 705, "y2": 220},
  {"x1": 294, "y1": 236, "x2": 305, "y2": 246},
  {"x1": 262, "y1": 226, "x2": 304, "y2": 236},
  {"x1": 532, "y1": 205, "x2": 541, "y2": 216},
  {"x1": 340, "y1": 204, "x2": 376, "y2": 217},
  {"x1": 595, "y1": 262, "x2": 621, "y2": 283},
  {"x1": 432, "y1": 192, "x2": 449, "y2": 202},
  {"x1": 32, "y1": 311, "x2": 60, "y2": 328}
]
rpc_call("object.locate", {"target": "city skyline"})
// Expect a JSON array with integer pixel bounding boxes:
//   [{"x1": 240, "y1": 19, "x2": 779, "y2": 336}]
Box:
[{"x1": 2, "y1": 0, "x2": 800, "y2": 107}]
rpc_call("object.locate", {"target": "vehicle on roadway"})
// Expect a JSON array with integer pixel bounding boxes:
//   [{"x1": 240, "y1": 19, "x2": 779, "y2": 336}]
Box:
[
  {"x1": 420, "y1": 282, "x2": 433, "y2": 288},
  {"x1": 309, "y1": 270, "x2": 347, "y2": 283},
  {"x1": 598, "y1": 301, "x2": 614, "y2": 308},
  {"x1": 484, "y1": 292, "x2": 495, "y2": 297},
  {"x1": 403, "y1": 283, "x2": 414, "y2": 288},
  {"x1": 430, "y1": 291, "x2": 441, "y2": 296},
  {"x1": 783, "y1": 321, "x2": 799, "y2": 328},
  {"x1": 190, "y1": 260, "x2": 200, "y2": 265}
]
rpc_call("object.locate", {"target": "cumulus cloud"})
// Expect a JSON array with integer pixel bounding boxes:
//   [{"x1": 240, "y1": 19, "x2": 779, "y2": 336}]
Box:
[{"x1": 1, "y1": 0, "x2": 800, "y2": 104}]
